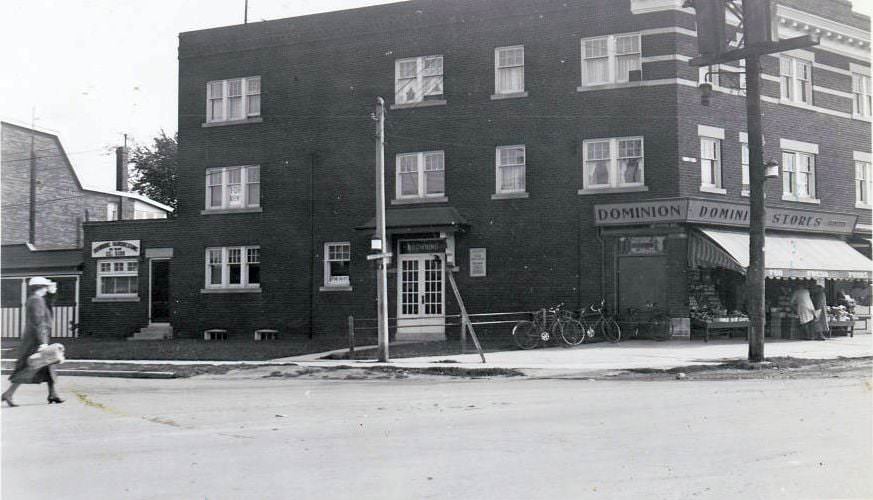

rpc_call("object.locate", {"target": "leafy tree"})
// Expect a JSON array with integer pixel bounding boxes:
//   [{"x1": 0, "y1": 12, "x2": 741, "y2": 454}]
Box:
[{"x1": 129, "y1": 131, "x2": 178, "y2": 214}]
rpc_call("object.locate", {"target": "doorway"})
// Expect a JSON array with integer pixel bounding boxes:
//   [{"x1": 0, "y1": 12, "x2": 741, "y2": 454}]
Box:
[
  {"x1": 150, "y1": 259, "x2": 170, "y2": 323},
  {"x1": 396, "y1": 253, "x2": 445, "y2": 339},
  {"x1": 618, "y1": 255, "x2": 669, "y2": 314}
]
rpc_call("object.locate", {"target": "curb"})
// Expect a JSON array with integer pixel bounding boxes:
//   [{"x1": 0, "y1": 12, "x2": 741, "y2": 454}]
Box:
[{"x1": 1, "y1": 368, "x2": 177, "y2": 379}]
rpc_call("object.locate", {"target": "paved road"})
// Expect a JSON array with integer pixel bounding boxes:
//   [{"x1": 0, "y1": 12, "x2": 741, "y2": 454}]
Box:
[{"x1": 2, "y1": 369, "x2": 871, "y2": 500}]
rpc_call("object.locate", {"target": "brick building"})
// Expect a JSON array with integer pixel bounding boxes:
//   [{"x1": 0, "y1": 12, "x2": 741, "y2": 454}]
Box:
[
  {"x1": 80, "y1": 0, "x2": 871, "y2": 342},
  {"x1": 1, "y1": 121, "x2": 171, "y2": 338}
]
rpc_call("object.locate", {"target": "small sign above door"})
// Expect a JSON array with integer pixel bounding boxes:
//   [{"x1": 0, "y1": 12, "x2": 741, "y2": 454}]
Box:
[
  {"x1": 400, "y1": 240, "x2": 446, "y2": 254},
  {"x1": 92, "y1": 240, "x2": 141, "y2": 258}
]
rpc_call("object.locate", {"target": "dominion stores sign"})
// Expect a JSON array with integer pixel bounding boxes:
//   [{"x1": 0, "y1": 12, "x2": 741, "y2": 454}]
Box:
[{"x1": 594, "y1": 198, "x2": 857, "y2": 235}]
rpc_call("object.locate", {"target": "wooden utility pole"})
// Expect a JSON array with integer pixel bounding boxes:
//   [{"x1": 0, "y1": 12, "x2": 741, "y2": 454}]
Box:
[
  {"x1": 744, "y1": 51, "x2": 766, "y2": 362},
  {"x1": 375, "y1": 97, "x2": 390, "y2": 362}
]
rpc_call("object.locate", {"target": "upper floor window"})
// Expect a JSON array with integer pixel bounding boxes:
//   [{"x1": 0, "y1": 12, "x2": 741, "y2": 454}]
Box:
[
  {"x1": 324, "y1": 242, "x2": 351, "y2": 288},
  {"x1": 205, "y1": 165, "x2": 260, "y2": 210},
  {"x1": 856, "y1": 155, "x2": 872, "y2": 206},
  {"x1": 495, "y1": 46, "x2": 525, "y2": 95},
  {"x1": 782, "y1": 150, "x2": 816, "y2": 201},
  {"x1": 97, "y1": 259, "x2": 138, "y2": 298},
  {"x1": 780, "y1": 56, "x2": 812, "y2": 104},
  {"x1": 106, "y1": 202, "x2": 119, "y2": 221},
  {"x1": 700, "y1": 137, "x2": 723, "y2": 190},
  {"x1": 206, "y1": 76, "x2": 261, "y2": 123},
  {"x1": 582, "y1": 137, "x2": 644, "y2": 190},
  {"x1": 396, "y1": 151, "x2": 445, "y2": 200},
  {"x1": 395, "y1": 56, "x2": 443, "y2": 105},
  {"x1": 853, "y1": 73, "x2": 871, "y2": 118},
  {"x1": 205, "y1": 246, "x2": 260, "y2": 289},
  {"x1": 581, "y1": 34, "x2": 641, "y2": 86},
  {"x1": 740, "y1": 140, "x2": 750, "y2": 194},
  {"x1": 495, "y1": 145, "x2": 526, "y2": 194}
]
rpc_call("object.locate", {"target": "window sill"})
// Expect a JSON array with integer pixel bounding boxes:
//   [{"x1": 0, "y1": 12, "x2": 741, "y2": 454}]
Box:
[
  {"x1": 202, "y1": 117, "x2": 263, "y2": 128},
  {"x1": 490, "y1": 91, "x2": 528, "y2": 100},
  {"x1": 200, "y1": 287, "x2": 262, "y2": 294},
  {"x1": 390, "y1": 99, "x2": 447, "y2": 110},
  {"x1": 741, "y1": 189, "x2": 750, "y2": 197},
  {"x1": 781, "y1": 195, "x2": 821, "y2": 205},
  {"x1": 577, "y1": 185, "x2": 649, "y2": 195},
  {"x1": 319, "y1": 286, "x2": 353, "y2": 292},
  {"x1": 699, "y1": 186, "x2": 727, "y2": 195},
  {"x1": 92, "y1": 296, "x2": 140, "y2": 303},
  {"x1": 201, "y1": 207, "x2": 263, "y2": 215},
  {"x1": 491, "y1": 192, "x2": 529, "y2": 200},
  {"x1": 391, "y1": 196, "x2": 448, "y2": 205},
  {"x1": 852, "y1": 114, "x2": 873, "y2": 122},
  {"x1": 577, "y1": 81, "x2": 642, "y2": 92},
  {"x1": 856, "y1": 202, "x2": 872, "y2": 210}
]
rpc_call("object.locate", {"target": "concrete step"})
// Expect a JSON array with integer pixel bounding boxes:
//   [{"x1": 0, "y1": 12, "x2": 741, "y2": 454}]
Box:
[{"x1": 129, "y1": 325, "x2": 173, "y2": 341}]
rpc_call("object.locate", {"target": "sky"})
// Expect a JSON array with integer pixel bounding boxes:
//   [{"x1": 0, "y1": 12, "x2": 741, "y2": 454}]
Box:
[{"x1": 1, "y1": 0, "x2": 871, "y2": 191}]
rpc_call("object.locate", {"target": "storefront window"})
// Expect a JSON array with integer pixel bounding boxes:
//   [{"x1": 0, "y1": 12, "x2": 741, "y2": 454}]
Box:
[{"x1": 97, "y1": 259, "x2": 139, "y2": 298}]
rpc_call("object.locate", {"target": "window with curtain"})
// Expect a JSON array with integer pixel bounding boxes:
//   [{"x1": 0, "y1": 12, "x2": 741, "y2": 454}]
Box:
[
  {"x1": 496, "y1": 145, "x2": 526, "y2": 194},
  {"x1": 741, "y1": 142, "x2": 750, "y2": 193},
  {"x1": 582, "y1": 137, "x2": 644, "y2": 190},
  {"x1": 324, "y1": 242, "x2": 351, "y2": 287},
  {"x1": 206, "y1": 76, "x2": 261, "y2": 123},
  {"x1": 495, "y1": 46, "x2": 525, "y2": 95},
  {"x1": 700, "y1": 137, "x2": 722, "y2": 189},
  {"x1": 204, "y1": 246, "x2": 260, "y2": 289},
  {"x1": 204, "y1": 165, "x2": 261, "y2": 210},
  {"x1": 857, "y1": 160, "x2": 872, "y2": 205},
  {"x1": 396, "y1": 151, "x2": 445, "y2": 199},
  {"x1": 780, "y1": 56, "x2": 812, "y2": 104},
  {"x1": 782, "y1": 150, "x2": 816, "y2": 200},
  {"x1": 581, "y1": 33, "x2": 641, "y2": 86},
  {"x1": 853, "y1": 73, "x2": 872, "y2": 118},
  {"x1": 395, "y1": 56, "x2": 444, "y2": 104},
  {"x1": 97, "y1": 260, "x2": 138, "y2": 297}
]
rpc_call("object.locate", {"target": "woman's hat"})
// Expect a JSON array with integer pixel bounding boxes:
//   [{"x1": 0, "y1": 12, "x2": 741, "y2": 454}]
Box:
[{"x1": 29, "y1": 277, "x2": 54, "y2": 287}]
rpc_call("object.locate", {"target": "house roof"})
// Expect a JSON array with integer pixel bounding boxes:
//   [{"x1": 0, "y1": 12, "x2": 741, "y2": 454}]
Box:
[{"x1": 1, "y1": 244, "x2": 83, "y2": 275}]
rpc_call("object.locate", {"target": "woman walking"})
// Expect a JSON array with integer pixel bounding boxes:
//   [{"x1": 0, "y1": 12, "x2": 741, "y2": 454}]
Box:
[{"x1": 2, "y1": 277, "x2": 64, "y2": 407}]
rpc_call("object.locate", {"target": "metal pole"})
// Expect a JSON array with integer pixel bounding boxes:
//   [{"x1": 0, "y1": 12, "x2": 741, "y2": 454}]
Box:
[
  {"x1": 375, "y1": 97, "x2": 390, "y2": 362},
  {"x1": 744, "y1": 52, "x2": 766, "y2": 362}
]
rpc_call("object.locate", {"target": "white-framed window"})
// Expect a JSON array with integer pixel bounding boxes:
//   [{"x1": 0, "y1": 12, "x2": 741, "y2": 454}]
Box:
[
  {"x1": 782, "y1": 150, "x2": 816, "y2": 200},
  {"x1": 582, "y1": 137, "x2": 644, "y2": 189},
  {"x1": 205, "y1": 246, "x2": 260, "y2": 289},
  {"x1": 700, "y1": 137, "x2": 723, "y2": 189},
  {"x1": 853, "y1": 73, "x2": 872, "y2": 118},
  {"x1": 206, "y1": 76, "x2": 261, "y2": 123},
  {"x1": 856, "y1": 157, "x2": 872, "y2": 206},
  {"x1": 395, "y1": 56, "x2": 444, "y2": 105},
  {"x1": 106, "y1": 202, "x2": 119, "y2": 221},
  {"x1": 580, "y1": 33, "x2": 641, "y2": 86},
  {"x1": 779, "y1": 56, "x2": 812, "y2": 104},
  {"x1": 495, "y1": 145, "x2": 526, "y2": 194},
  {"x1": 396, "y1": 151, "x2": 445, "y2": 199},
  {"x1": 97, "y1": 259, "x2": 138, "y2": 298},
  {"x1": 495, "y1": 46, "x2": 525, "y2": 95},
  {"x1": 324, "y1": 242, "x2": 351, "y2": 287},
  {"x1": 205, "y1": 165, "x2": 260, "y2": 209},
  {"x1": 740, "y1": 140, "x2": 750, "y2": 194},
  {"x1": 699, "y1": 62, "x2": 746, "y2": 92}
]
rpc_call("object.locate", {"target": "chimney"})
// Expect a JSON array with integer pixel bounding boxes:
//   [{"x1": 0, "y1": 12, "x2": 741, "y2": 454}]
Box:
[{"x1": 116, "y1": 146, "x2": 128, "y2": 192}]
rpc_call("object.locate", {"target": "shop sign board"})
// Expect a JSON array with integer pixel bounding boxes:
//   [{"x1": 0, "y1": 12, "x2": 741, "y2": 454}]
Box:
[
  {"x1": 400, "y1": 240, "x2": 446, "y2": 255},
  {"x1": 469, "y1": 248, "x2": 487, "y2": 277},
  {"x1": 766, "y1": 268, "x2": 870, "y2": 280},
  {"x1": 91, "y1": 240, "x2": 141, "y2": 258},
  {"x1": 594, "y1": 198, "x2": 857, "y2": 235}
]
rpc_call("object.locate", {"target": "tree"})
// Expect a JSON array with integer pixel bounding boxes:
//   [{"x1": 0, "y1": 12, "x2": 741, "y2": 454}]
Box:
[{"x1": 129, "y1": 131, "x2": 178, "y2": 214}]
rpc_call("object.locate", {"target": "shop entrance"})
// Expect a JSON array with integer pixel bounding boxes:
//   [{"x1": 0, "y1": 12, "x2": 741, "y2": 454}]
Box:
[
  {"x1": 618, "y1": 256, "x2": 668, "y2": 314},
  {"x1": 149, "y1": 259, "x2": 170, "y2": 323},
  {"x1": 396, "y1": 253, "x2": 445, "y2": 339}
]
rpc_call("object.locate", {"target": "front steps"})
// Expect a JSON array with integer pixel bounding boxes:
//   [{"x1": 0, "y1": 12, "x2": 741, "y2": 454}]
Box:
[{"x1": 129, "y1": 323, "x2": 173, "y2": 341}]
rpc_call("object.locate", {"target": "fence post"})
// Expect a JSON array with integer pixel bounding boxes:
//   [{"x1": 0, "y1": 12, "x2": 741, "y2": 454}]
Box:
[
  {"x1": 347, "y1": 316, "x2": 355, "y2": 360},
  {"x1": 460, "y1": 319, "x2": 467, "y2": 354}
]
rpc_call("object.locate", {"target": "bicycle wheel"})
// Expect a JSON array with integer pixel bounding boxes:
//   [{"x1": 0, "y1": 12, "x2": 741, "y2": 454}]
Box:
[
  {"x1": 599, "y1": 318, "x2": 622, "y2": 343},
  {"x1": 560, "y1": 318, "x2": 585, "y2": 346},
  {"x1": 512, "y1": 320, "x2": 540, "y2": 350},
  {"x1": 547, "y1": 319, "x2": 563, "y2": 346}
]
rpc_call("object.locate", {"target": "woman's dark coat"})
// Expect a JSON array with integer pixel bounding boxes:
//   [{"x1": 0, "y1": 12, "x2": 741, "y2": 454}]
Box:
[{"x1": 8, "y1": 294, "x2": 57, "y2": 384}]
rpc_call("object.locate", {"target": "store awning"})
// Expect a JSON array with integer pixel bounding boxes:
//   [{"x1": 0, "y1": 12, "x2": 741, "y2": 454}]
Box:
[
  {"x1": 356, "y1": 206, "x2": 469, "y2": 234},
  {"x1": 1, "y1": 244, "x2": 83, "y2": 275},
  {"x1": 691, "y1": 229, "x2": 873, "y2": 280}
]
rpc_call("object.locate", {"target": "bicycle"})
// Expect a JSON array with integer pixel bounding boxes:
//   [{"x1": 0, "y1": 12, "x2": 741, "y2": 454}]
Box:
[
  {"x1": 622, "y1": 303, "x2": 672, "y2": 340},
  {"x1": 580, "y1": 300, "x2": 621, "y2": 343},
  {"x1": 512, "y1": 303, "x2": 572, "y2": 349}
]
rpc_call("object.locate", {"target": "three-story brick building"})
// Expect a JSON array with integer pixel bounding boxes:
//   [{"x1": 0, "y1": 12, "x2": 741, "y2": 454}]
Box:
[{"x1": 81, "y1": 0, "x2": 871, "y2": 342}]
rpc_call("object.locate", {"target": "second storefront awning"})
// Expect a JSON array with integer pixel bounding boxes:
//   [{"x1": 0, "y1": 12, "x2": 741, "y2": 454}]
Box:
[
  {"x1": 691, "y1": 228, "x2": 873, "y2": 280},
  {"x1": 356, "y1": 206, "x2": 469, "y2": 234}
]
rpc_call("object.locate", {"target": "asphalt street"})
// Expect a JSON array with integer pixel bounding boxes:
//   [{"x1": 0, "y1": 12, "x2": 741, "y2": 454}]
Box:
[{"x1": 2, "y1": 368, "x2": 871, "y2": 500}]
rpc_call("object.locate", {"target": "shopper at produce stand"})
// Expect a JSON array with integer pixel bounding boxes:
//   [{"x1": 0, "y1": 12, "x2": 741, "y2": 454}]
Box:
[
  {"x1": 812, "y1": 285, "x2": 829, "y2": 340},
  {"x1": 790, "y1": 285, "x2": 817, "y2": 340}
]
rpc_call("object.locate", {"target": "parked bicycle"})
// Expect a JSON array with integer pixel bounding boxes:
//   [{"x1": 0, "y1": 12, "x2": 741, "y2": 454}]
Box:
[
  {"x1": 579, "y1": 300, "x2": 622, "y2": 343},
  {"x1": 622, "y1": 303, "x2": 672, "y2": 340},
  {"x1": 513, "y1": 303, "x2": 584, "y2": 349}
]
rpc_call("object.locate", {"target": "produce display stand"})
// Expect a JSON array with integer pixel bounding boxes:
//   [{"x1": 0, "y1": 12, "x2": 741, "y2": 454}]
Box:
[
  {"x1": 691, "y1": 318, "x2": 751, "y2": 342},
  {"x1": 828, "y1": 319, "x2": 854, "y2": 338}
]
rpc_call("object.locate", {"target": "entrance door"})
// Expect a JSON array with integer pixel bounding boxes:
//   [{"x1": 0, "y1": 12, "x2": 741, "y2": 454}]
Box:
[
  {"x1": 397, "y1": 254, "x2": 445, "y2": 340},
  {"x1": 618, "y1": 256, "x2": 668, "y2": 314},
  {"x1": 150, "y1": 260, "x2": 170, "y2": 323}
]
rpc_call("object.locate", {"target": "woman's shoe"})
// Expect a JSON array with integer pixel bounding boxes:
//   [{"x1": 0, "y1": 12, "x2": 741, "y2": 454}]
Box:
[
  {"x1": 2, "y1": 395, "x2": 18, "y2": 407},
  {"x1": 47, "y1": 395, "x2": 64, "y2": 404}
]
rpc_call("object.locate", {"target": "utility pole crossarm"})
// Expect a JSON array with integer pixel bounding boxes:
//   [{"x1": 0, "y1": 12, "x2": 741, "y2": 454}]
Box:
[{"x1": 689, "y1": 34, "x2": 820, "y2": 66}]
